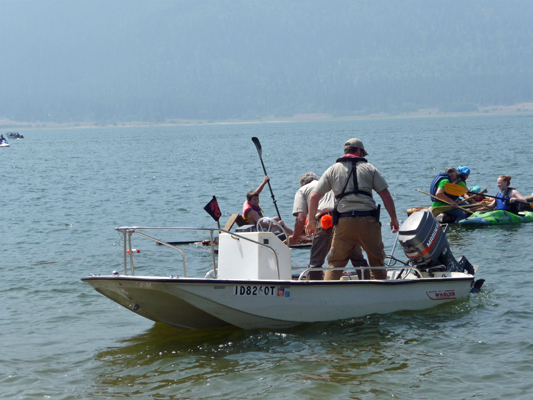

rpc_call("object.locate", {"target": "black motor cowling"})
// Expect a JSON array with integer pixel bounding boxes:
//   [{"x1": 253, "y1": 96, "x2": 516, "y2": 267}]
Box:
[{"x1": 398, "y1": 209, "x2": 474, "y2": 274}]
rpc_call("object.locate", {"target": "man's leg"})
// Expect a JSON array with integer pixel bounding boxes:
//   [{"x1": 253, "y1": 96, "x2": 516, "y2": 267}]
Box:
[
  {"x1": 354, "y1": 217, "x2": 387, "y2": 280},
  {"x1": 349, "y1": 244, "x2": 369, "y2": 279},
  {"x1": 324, "y1": 218, "x2": 356, "y2": 280},
  {"x1": 307, "y1": 226, "x2": 333, "y2": 280}
]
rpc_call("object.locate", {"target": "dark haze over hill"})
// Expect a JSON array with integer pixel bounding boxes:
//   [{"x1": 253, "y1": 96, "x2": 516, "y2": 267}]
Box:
[{"x1": 1, "y1": 0, "x2": 532, "y2": 124}]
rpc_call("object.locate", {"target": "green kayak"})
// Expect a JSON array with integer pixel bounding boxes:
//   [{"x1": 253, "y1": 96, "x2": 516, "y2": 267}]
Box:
[{"x1": 459, "y1": 210, "x2": 533, "y2": 226}]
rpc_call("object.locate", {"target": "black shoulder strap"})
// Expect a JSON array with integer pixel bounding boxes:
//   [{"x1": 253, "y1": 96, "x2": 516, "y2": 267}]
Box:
[
  {"x1": 334, "y1": 157, "x2": 372, "y2": 200},
  {"x1": 453, "y1": 176, "x2": 465, "y2": 185}
]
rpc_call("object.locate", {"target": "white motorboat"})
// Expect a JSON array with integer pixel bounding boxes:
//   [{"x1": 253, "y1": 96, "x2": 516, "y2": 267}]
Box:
[
  {"x1": 0, "y1": 142, "x2": 10, "y2": 147},
  {"x1": 82, "y1": 211, "x2": 484, "y2": 330}
]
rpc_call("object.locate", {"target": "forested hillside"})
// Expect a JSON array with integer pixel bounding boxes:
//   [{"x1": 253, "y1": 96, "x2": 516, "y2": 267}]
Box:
[{"x1": 1, "y1": 0, "x2": 532, "y2": 123}]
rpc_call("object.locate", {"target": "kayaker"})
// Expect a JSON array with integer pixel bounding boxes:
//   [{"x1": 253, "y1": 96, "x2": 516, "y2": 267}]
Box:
[
  {"x1": 455, "y1": 166, "x2": 470, "y2": 185},
  {"x1": 242, "y1": 176, "x2": 293, "y2": 235},
  {"x1": 430, "y1": 167, "x2": 467, "y2": 222},
  {"x1": 468, "y1": 186, "x2": 486, "y2": 203},
  {"x1": 485, "y1": 175, "x2": 528, "y2": 214},
  {"x1": 288, "y1": 172, "x2": 368, "y2": 280}
]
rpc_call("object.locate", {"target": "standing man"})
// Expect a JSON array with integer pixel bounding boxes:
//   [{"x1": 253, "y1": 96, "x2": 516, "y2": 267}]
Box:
[
  {"x1": 288, "y1": 172, "x2": 368, "y2": 280},
  {"x1": 306, "y1": 138, "x2": 399, "y2": 280}
]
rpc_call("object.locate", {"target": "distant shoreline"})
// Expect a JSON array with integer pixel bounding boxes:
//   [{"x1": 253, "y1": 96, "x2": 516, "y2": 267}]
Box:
[{"x1": 2, "y1": 102, "x2": 533, "y2": 131}]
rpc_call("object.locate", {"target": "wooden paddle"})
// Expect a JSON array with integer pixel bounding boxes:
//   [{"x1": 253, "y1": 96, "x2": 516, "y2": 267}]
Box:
[
  {"x1": 445, "y1": 183, "x2": 530, "y2": 204},
  {"x1": 456, "y1": 188, "x2": 487, "y2": 205},
  {"x1": 445, "y1": 183, "x2": 533, "y2": 211},
  {"x1": 431, "y1": 203, "x2": 480, "y2": 215},
  {"x1": 417, "y1": 189, "x2": 473, "y2": 213}
]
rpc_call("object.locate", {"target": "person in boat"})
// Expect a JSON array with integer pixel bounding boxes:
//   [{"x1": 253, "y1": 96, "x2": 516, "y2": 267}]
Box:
[
  {"x1": 306, "y1": 138, "x2": 399, "y2": 281},
  {"x1": 242, "y1": 176, "x2": 293, "y2": 235},
  {"x1": 485, "y1": 175, "x2": 528, "y2": 214},
  {"x1": 288, "y1": 172, "x2": 368, "y2": 280},
  {"x1": 430, "y1": 167, "x2": 468, "y2": 222}
]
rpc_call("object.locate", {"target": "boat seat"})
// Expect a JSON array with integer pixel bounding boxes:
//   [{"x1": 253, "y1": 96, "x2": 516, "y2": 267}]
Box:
[{"x1": 223, "y1": 214, "x2": 246, "y2": 231}]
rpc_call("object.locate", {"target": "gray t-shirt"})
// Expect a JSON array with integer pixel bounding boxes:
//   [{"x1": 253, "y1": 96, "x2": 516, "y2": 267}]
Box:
[
  {"x1": 315, "y1": 158, "x2": 388, "y2": 212},
  {"x1": 293, "y1": 180, "x2": 335, "y2": 218}
]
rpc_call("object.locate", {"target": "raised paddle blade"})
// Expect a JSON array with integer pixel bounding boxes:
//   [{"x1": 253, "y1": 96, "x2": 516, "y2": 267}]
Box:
[
  {"x1": 445, "y1": 183, "x2": 503, "y2": 200},
  {"x1": 251, "y1": 137, "x2": 262, "y2": 157},
  {"x1": 444, "y1": 183, "x2": 469, "y2": 196}
]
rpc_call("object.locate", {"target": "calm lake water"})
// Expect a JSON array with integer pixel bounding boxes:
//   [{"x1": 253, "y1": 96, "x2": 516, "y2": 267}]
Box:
[{"x1": 2, "y1": 115, "x2": 533, "y2": 399}]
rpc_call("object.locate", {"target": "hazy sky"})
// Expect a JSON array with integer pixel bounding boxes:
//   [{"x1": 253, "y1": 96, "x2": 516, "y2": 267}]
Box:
[{"x1": 1, "y1": 0, "x2": 532, "y2": 122}]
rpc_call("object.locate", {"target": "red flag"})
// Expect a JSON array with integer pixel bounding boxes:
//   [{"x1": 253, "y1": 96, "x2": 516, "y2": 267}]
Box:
[{"x1": 204, "y1": 196, "x2": 222, "y2": 222}]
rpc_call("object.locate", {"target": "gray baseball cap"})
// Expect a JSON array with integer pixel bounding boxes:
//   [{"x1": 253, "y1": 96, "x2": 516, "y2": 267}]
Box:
[{"x1": 344, "y1": 138, "x2": 368, "y2": 156}]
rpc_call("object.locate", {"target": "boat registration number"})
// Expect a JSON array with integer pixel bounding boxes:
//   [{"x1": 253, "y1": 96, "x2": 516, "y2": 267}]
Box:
[{"x1": 233, "y1": 285, "x2": 290, "y2": 297}]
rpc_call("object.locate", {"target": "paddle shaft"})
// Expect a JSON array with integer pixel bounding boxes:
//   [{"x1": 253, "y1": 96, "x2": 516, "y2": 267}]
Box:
[
  {"x1": 417, "y1": 189, "x2": 472, "y2": 213},
  {"x1": 444, "y1": 183, "x2": 529, "y2": 204},
  {"x1": 457, "y1": 188, "x2": 487, "y2": 205},
  {"x1": 431, "y1": 203, "x2": 480, "y2": 215},
  {"x1": 251, "y1": 137, "x2": 282, "y2": 220}
]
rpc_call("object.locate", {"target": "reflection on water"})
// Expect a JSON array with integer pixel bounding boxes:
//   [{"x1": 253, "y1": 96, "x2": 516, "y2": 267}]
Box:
[
  {"x1": 4, "y1": 115, "x2": 533, "y2": 399},
  {"x1": 90, "y1": 301, "x2": 482, "y2": 398}
]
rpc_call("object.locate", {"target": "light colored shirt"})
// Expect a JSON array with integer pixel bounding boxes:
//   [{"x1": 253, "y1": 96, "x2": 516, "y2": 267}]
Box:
[
  {"x1": 293, "y1": 180, "x2": 335, "y2": 219},
  {"x1": 315, "y1": 159, "x2": 388, "y2": 212}
]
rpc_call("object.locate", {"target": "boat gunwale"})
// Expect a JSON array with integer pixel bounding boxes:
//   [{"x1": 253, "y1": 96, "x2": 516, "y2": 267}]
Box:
[{"x1": 81, "y1": 275, "x2": 475, "y2": 285}]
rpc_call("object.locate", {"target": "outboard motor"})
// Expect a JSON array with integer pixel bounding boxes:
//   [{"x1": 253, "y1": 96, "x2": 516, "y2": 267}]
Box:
[{"x1": 398, "y1": 209, "x2": 474, "y2": 274}]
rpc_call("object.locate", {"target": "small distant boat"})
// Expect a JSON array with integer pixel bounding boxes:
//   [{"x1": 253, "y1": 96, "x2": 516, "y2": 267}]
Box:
[{"x1": 82, "y1": 211, "x2": 483, "y2": 330}]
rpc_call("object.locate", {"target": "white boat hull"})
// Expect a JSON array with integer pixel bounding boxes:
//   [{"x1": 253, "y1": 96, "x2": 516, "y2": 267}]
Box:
[
  {"x1": 85, "y1": 277, "x2": 230, "y2": 329},
  {"x1": 83, "y1": 272, "x2": 475, "y2": 330}
]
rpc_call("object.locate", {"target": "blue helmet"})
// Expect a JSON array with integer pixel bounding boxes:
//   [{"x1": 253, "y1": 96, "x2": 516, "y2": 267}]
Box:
[
  {"x1": 457, "y1": 166, "x2": 470, "y2": 176},
  {"x1": 470, "y1": 185, "x2": 481, "y2": 193}
]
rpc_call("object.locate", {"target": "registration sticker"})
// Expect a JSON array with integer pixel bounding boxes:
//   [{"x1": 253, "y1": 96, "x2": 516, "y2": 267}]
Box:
[{"x1": 234, "y1": 285, "x2": 290, "y2": 297}]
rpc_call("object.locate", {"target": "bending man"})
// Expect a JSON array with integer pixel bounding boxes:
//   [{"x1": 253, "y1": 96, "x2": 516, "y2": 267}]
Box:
[{"x1": 288, "y1": 172, "x2": 368, "y2": 280}]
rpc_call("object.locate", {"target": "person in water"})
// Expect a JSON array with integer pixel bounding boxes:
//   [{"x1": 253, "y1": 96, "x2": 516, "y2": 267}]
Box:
[
  {"x1": 242, "y1": 176, "x2": 293, "y2": 234},
  {"x1": 485, "y1": 175, "x2": 528, "y2": 214}
]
